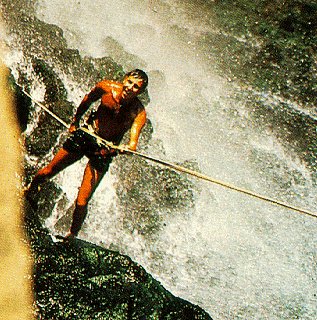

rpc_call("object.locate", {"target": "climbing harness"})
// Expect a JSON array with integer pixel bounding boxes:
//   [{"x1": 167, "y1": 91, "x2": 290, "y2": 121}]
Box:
[{"x1": 22, "y1": 90, "x2": 317, "y2": 219}]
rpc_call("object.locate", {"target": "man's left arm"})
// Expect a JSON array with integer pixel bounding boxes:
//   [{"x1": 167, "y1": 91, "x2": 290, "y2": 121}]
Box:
[{"x1": 127, "y1": 109, "x2": 146, "y2": 151}]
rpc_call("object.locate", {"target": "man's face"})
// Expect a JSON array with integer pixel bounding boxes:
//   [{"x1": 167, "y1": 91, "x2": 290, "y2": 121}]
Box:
[{"x1": 122, "y1": 76, "x2": 144, "y2": 99}]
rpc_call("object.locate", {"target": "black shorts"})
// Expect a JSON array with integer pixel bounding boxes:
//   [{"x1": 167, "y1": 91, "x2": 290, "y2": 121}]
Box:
[{"x1": 63, "y1": 129, "x2": 113, "y2": 172}]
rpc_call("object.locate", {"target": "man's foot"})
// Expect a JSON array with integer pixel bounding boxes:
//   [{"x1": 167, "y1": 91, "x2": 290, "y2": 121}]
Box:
[{"x1": 64, "y1": 231, "x2": 77, "y2": 241}]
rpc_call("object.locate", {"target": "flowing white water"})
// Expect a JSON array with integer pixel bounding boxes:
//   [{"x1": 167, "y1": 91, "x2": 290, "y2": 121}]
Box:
[{"x1": 35, "y1": 1, "x2": 317, "y2": 318}]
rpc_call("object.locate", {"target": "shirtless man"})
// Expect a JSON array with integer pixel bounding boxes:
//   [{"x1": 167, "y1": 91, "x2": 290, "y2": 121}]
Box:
[{"x1": 27, "y1": 69, "x2": 148, "y2": 239}]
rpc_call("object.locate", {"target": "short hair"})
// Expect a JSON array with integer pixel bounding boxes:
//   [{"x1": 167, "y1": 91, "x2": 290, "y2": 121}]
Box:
[{"x1": 125, "y1": 69, "x2": 148, "y2": 93}]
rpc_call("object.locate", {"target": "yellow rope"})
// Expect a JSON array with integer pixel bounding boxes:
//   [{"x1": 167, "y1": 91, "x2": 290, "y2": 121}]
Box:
[{"x1": 24, "y1": 90, "x2": 317, "y2": 219}]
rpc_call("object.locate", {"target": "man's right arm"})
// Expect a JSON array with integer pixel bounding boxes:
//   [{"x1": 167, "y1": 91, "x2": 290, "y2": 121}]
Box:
[{"x1": 70, "y1": 85, "x2": 105, "y2": 131}]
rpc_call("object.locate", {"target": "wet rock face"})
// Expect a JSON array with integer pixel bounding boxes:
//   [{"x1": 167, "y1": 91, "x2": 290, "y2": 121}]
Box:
[{"x1": 209, "y1": 0, "x2": 317, "y2": 108}]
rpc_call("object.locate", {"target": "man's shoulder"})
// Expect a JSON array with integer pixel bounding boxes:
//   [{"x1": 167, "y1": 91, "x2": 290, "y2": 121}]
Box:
[{"x1": 96, "y1": 79, "x2": 122, "y2": 92}]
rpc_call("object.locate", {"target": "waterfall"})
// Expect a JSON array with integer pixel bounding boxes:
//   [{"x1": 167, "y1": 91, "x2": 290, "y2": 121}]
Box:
[{"x1": 3, "y1": 0, "x2": 316, "y2": 318}]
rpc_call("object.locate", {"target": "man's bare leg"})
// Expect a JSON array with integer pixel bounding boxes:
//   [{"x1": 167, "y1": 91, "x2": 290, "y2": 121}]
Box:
[
  {"x1": 65, "y1": 161, "x2": 107, "y2": 238},
  {"x1": 26, "y1": 148, "x2": 82, "y2": 205}
]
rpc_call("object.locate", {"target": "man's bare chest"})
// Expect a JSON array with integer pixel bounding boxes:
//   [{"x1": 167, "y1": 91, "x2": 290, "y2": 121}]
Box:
[
  {"x1": 95, "y1": 93, "x2": 138, "y2": 126},
  {"x1": 100, "y1": 92, "x2": 120, "y2": 112}
]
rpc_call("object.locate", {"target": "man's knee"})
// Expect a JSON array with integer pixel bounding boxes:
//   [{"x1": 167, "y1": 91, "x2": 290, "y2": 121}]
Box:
[
  {"x1": 37, "y1": 166, "x2": 55, "y2": 179},
  {"x1": 76, "y1": 196, "x2": 90, "y2": 207}
]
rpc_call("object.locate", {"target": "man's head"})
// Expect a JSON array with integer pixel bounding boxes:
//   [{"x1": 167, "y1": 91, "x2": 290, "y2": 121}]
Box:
[{"x1": 122, "y1": 69, "x2": 148, "y2": 99}]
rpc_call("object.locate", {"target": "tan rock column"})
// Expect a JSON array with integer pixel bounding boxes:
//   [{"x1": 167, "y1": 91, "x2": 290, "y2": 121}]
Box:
[{"x1": 0, "y1": 28, "x2": 34, "y2": 320}]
